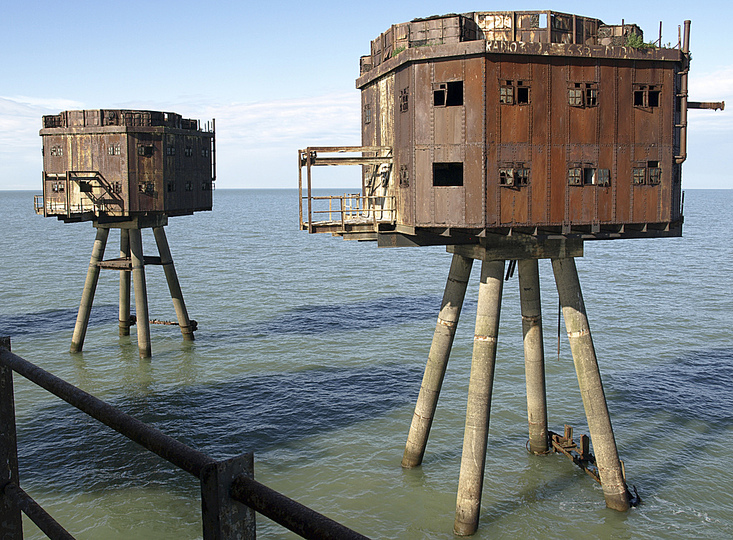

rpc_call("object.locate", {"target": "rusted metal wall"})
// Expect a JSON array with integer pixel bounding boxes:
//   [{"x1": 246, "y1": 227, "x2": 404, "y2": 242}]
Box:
[
  {"x1": 40, "y1": 110, "x2": 213, "y2": 222},
  {"x1": 362, "y1": 43, "x2": 681, "y2": 235}
]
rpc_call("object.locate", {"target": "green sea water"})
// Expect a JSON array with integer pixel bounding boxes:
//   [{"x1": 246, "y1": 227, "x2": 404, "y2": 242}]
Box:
[{"x1": 1, "y1": 188, "x2": 732, "y2": 539}]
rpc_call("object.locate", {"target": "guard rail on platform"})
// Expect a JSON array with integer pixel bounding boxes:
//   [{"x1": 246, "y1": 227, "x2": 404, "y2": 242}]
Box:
[{"x1": 0, "y1": 337, "x2": 369, "y2": 540}]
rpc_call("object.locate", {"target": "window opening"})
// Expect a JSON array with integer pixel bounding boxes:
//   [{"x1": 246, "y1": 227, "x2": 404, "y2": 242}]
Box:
[
  {"x1": 138, "y1": 182, "x2": 154, "y2": 194},
  {"x1": 499, "y1": 168, "x2": 515, "y2": 186},
  {"x1": 433, "y1": 84, "x2": 446, "y2": 106},
  {"x1": 634, "y1": 85, "x2": 661, "y2": 109},
  {"x1": 138, "y1": 145, "x2": 154, "y2": 157},
  {"x1": 568, "y1": 88, "x2": 583, "y2": 107},
  {"x1": 500, "y1": 85, "x2": 514, "y2": 104},
  {"x1": 399, "y1": 87, "x2": 409, "y2": 113},
  {"x1": 364, "y1": 104, "x2": 372, "y2": 124},
  {"x1": 433, "y1": 81, "x2": 463, "y2": 107},
  {"x1": 648, "y1": 89, "x2": 660, "y2": 108},
  {"x1": 597, "y1": 169, "x2": 611, "y2": 186},
  {"x1": 499, "y1": 164, "x2": 530, "y2": 187},
  {"x1": 399, "y1": 165, "x2": 409, "y2": 187},
  {"x1": 632, "y1": 168, "x2": 646, "y2": 185},
  {"x1": 517, "y1": 85, "x2": 530, "y2": 105},
  {"x1": 648, "y1": 161, "x2": 661, "y2": 185},
  {"x1": 445, "y1": 81, "x2": 463, "y2": 106},
  {"x1": 583, "y1": 168, "x2": 596, "y2": 185},
  {"x1": 433, "y1": 162, "x2": 463, "y2": 186},
  {"x1": 568, "y1": 167, "x2": 582, "y2": 186},
  {"x1": 568, "y1": 83, "x2": 597, "y2": 107}
]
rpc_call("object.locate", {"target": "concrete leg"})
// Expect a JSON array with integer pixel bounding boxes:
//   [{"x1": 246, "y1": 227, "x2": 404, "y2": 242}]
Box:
[
  {"x1": 153, "y1": 227, "x2": 194, "y2": 341},
  {"x1": 70, "y1": 227, "x2": 109, "y2": 353},
  {"x1": 551, "y1": 257, "x2": 630, "y2": 511},
  {"x1": 402, "y1": 254, "x2": 473, "y2": 468},
  {"x1": 518, "y1": 259, "x2": 549, "y2": 454},
  {"x1": 119, "y1": 229, "x2": 131, "y2": 337},
  {"x1": 129, "y1": 229, "x2": 151, "y2": 358},
  {"x1": 454, "y1": 260, "x2": 505, "y2": 536}
]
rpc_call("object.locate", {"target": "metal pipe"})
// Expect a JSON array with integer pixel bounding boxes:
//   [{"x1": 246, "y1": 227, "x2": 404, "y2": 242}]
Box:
[
  {"x1": 518, "y1": 259, "x2": 548, "y2": 455},
  {"x1": 551, "y1": 258, "x2": 630, "y2": 511},
  {"x1": 70, "y1": 227, "x2": 109, "y2": 353},
  {"x1": 0, "y1": 346, "x2": 214, "y2": 477},
  {"x1": 402, "y1": 253, "x2": 473, "y2": 468},
  {"x1": 230, "y1": 475, "x2": 370, "y2": 540},
  {"x1": 675, "y1": 20, "x2": 691, "y2": 165},
  {"x1": 119, "y1": 229, "x2": 131, "y2": 336},
  {"x1": 211, "y1": 119, "x2": 216, "y2": 184},
  {"x1": 688, "y1": 101, "x2": 725, "y2": 110},
  {"x1": 454, "y1": 260, "x2": 505, "y2": 536},
  {"x1": 153, "y1": 227, "x2": 194, "y2": 341},
  {"x1": 129, "y1": 228, "x2": 151, "y2": 358},
  {"x1": 3, "y1": 483, "x2": 74, "y2": 540},
  {"x1": 307, "y1": 149, "x2": 313, "y2": 233}
]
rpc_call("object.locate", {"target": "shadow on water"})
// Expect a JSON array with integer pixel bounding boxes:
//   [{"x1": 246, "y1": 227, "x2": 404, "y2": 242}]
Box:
[
  {"x1": 605, "y1": 347, "x2": 733, "y2": 497},
  {"x1": 0, "y1": 305, "x2": 118, "y2": 336},
  {"x1": 246, "y1": 294, "x2": 450, "y2": 336},
  {"x1": 17, "y1": 362, "x2": 422, "y2": 495}
]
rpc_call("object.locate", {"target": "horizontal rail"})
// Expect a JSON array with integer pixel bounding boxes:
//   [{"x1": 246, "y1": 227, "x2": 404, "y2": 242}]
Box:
[
  {"x1": 3, "y1": 483, "x2": 74, "y2": 540},
  {"x1": 300, "y1": 146, "x2": 389, "y2": 153},
  {"x1": 0, "y1": 346, "x2": 214, "y2": 477},
  {"x1": 309, "y1": 157, "x2": 393, "y2": 166},
  {"x1": 0, "y1": 342, "x2": 372, "y2": 539},
  {"x1": 231, "y1": 476, "x2": 369, "y2": 540}
]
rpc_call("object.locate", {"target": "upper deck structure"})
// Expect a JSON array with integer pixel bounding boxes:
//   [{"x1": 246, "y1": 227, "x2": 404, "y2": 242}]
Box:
[
  {"x1": 36, "y1": 109, "x2": 215, "y2": 223},
  {"x1": 299, "y1": 11, "x2": 720, "y2": 246}
]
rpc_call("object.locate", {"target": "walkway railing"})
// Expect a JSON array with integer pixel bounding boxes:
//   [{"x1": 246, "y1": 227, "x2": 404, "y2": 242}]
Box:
[
  {"x1": 298, "y1": 146, "x2": 395, "y2": 234},
  {"x1": 0, "y1": 337, "x2": 369, "y2": 540}
]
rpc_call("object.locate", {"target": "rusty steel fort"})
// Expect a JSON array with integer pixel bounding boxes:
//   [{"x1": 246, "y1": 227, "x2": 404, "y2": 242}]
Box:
[
  {"x1": 35, "y1": 110, "x2": 216, "y2": 358},
  {"x1": 298, "y1": 9, "x2": 722, "y2": 537},
  {"x1": 299, "y1": 10, "x2": 722, "y2": 246}
]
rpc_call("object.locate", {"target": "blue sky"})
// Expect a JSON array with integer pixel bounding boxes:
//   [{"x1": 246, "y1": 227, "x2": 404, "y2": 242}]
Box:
[{"x1": 1, "y1": 0, "x2": 730, "y2": 189}]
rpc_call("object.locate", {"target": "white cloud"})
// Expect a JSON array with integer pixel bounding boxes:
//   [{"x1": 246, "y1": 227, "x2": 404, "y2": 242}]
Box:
[{"x1": 0, "y1": 93, "x2": 361, "y2": 189}]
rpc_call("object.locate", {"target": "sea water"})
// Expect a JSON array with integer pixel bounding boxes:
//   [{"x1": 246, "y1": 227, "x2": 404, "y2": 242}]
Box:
[{"x1": 0, "y1": 189, "x2": 731, "y2": 539}]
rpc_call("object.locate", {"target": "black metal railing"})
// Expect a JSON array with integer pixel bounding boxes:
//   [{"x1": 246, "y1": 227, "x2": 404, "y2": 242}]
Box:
[{"x1": 0, "y1": 337, "x2": 369, "y2": 540}]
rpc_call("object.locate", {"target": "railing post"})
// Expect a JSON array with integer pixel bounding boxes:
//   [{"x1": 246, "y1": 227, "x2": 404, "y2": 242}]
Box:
[
  {"x1": 298, "y1": 150, "x2": 304, "y2": 229},
  {"x1": 200, "y1": 453, "x2": 255, "y2": 540},
  {"x1": 0, "y1": 337, "x2": 23, "y2": 539},
  {"x1": 306, "y1": 149, "x2": 313, "y2": 233}
]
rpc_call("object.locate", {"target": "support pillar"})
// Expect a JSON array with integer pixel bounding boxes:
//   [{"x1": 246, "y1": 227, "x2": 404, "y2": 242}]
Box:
[
  {"x1": 153, "y1": 227, "x2": 195, "y2": 341},
  {"x1": 70, "y1": 227, "x2": 109, "y2": 353},
  {"x1": 551, "y1": 257, "x2": 630, "y2": 511},
  {"x1": 129, "y1": 229, "x2": 152, "y2": 358},
  {"x1": 518, "y1": 259, "x2": 549, "y2": 454},
  {"x1": 119, "y1": 229, "x2": 131, "y2": 336},
  {"x1": 454, "y1": 260, "x2": 505, "y2": 536},
  {"x1": 402, "y1": 253, "x2": 473, "y2": 468}
]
